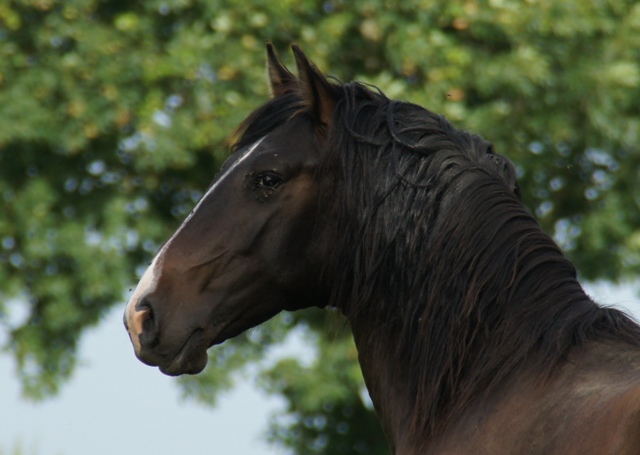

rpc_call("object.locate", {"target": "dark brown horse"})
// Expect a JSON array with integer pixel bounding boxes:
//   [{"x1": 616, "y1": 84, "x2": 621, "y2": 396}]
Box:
[{"x1": 124, "y1": 45, "x2": 640, "y2": 454}]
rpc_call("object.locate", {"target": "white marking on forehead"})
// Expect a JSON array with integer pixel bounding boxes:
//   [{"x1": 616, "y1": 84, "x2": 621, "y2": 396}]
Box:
[
  {"x1": 125, "y1": 136, "x2": 267, "y2": 323},
  {"x1": 154, "y1": 135, "x2": 267, "y2": 267}
]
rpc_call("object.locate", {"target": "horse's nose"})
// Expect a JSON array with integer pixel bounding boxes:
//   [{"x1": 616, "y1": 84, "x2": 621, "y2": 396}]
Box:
[{"x1": 126, "y1": 294, "x2": 160, "y2": 351}]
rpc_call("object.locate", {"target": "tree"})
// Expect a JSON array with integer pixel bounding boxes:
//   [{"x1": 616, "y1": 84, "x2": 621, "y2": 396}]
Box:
[{"x1": 1, "y1": 0, "x2": 639, "y2": 453}]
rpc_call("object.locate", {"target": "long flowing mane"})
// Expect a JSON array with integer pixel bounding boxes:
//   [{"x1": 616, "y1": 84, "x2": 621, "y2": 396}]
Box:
[{"x1": 233, "y1": 80, "x2": 640, "y2": 439}]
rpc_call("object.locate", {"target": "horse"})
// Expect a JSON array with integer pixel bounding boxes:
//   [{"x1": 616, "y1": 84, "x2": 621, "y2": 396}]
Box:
[{"x1": 124, "y1": 44, "x2": 640, "y2": 454}]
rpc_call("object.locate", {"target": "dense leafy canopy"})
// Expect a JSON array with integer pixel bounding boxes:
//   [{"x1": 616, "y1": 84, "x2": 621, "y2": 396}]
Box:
[{"x1": 1, "y1": 0, "x2": 639, "y2": 452}]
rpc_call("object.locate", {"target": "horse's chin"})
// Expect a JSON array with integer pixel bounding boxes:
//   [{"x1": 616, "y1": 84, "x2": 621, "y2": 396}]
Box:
[
  {"x1": 158, "y1": 330, "x2": 209, "y2": 376},
  {"x1": 160, "y1": 352, "x2": 208, "y2": 376}
]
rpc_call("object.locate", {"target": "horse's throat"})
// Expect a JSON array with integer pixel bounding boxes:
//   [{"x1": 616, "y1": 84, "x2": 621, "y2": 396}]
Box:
[{"x1": 350, "y1": 321, "x2": 417, "y2": 453}]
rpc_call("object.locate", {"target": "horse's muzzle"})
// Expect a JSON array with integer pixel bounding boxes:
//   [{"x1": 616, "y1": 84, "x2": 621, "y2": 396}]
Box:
[
  {"x1": 124, "y1": 307, "x2": 209, "y2": 375},
  {"x1": 124, "y1": 290, "x2": 209, "y2": 376}
]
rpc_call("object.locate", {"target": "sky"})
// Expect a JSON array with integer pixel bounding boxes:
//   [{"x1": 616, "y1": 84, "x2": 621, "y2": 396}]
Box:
[
  {"x1": 0, "y1": 282, "x2": 638, "y2": 455},
  {"x1": 0, "y1": 305, "x2": 299, "y2": 455}
]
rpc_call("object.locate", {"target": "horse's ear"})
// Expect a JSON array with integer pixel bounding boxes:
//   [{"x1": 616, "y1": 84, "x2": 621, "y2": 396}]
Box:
[
  {"x1": 292, "y1": 44, "x2": 338, "y2": 129},
  {"x1": 266, "y1": 42, "x2": 297, "y2": 98}
]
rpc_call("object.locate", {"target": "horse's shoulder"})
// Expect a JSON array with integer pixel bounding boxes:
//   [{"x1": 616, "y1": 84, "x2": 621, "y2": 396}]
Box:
[
  {"x1": 609, "y1": 380, "x2": 640, "y2": 454},
  {"x1": 456, "y1": 342, "x2": 640, "y2": 454},
  {"x1": 551, "y1": 341, "x2": 640, "y2": 453}
]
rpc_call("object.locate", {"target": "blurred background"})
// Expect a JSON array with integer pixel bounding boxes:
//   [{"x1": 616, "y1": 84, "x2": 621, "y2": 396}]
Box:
[{"x1": 1, "y1": 0, "x2": 639, "y2": 454}]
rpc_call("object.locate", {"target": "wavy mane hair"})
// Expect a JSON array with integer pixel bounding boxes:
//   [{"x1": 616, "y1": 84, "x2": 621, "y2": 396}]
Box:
[{"x1": 233, "y1": 79, "x2": 640, "y2": 439}]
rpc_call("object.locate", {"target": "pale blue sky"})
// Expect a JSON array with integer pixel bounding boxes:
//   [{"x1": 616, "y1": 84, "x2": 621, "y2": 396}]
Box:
[
  {"x1": 0, "y1": 306, "x2": 292, "y2": 455},
  {"x1": 1, "y1": 282, "x2": 638, "y2": 455}
]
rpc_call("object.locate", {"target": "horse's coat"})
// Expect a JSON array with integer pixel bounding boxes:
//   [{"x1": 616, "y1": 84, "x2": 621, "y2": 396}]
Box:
[{"x1": 125, "y1": 45, "x2": 640, "y2": 454}]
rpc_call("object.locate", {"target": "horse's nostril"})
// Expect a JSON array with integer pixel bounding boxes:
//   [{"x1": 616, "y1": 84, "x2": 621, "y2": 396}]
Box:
[
  {"x1": 136, "y1": 296, "x2": 160, "y2": 349},
  {"x1": 141, "y1": 305, "x2": 155, "y2": 333}
]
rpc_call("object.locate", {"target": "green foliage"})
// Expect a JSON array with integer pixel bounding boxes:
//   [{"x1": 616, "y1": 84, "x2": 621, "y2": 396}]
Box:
[{"x1": 1, "y1": 0, "x2": 639, "y2": 453}]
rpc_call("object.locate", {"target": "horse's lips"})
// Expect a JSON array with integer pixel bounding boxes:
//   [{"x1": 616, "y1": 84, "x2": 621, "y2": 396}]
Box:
[
  {"x1": 159, "y1": 329, "x2": 208, "y2": 376},
  {"x1": 156, "y1": 318, "x2": 243, "y2": 376}
]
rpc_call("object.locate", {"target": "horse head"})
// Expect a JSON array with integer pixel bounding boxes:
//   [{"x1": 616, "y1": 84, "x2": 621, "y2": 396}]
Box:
[{"x1": 124, "y1": 45, "x2": 336, "y2": 375}]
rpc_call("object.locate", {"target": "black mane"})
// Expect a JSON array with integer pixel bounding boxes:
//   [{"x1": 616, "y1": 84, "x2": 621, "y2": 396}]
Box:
[{"x1": 233, "y1": 80, "x2": 640, "y2": 438}]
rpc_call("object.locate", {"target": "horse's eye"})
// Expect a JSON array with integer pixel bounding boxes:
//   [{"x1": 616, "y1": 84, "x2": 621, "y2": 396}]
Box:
[{"x1": 256, "y1": 172, "x2": 282, "y2": 189}]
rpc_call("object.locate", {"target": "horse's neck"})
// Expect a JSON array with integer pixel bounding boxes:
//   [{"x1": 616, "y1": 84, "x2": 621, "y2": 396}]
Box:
[
  {"x1": 349, "y1": 320, "x2": 413, "y2": 453},
  {"x1": 351, "y1": 315, "x2": 445, "y2": 453},
  {"x1": 339, "y1": 174, "x2": 640, "y2": 451},
  {"x1": 346, "y1": 267, "x2": 587, "y2": 450}
]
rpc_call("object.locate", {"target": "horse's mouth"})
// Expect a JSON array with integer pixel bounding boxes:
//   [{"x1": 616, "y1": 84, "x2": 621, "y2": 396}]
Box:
[
  {"x1": 159, "y1": 329, "x2": 209, "y2": 376},
  {"x1": 146, "y1": 315, "x2": 255, "y2": 376}
]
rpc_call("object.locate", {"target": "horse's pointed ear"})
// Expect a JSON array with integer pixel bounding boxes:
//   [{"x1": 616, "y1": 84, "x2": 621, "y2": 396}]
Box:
[
  {"x1": 266, "y1": 42, "x2": 297, "y2": 98},
  {"x1": 292, "y1": 44, "x2": 338, "y2": 129}
]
